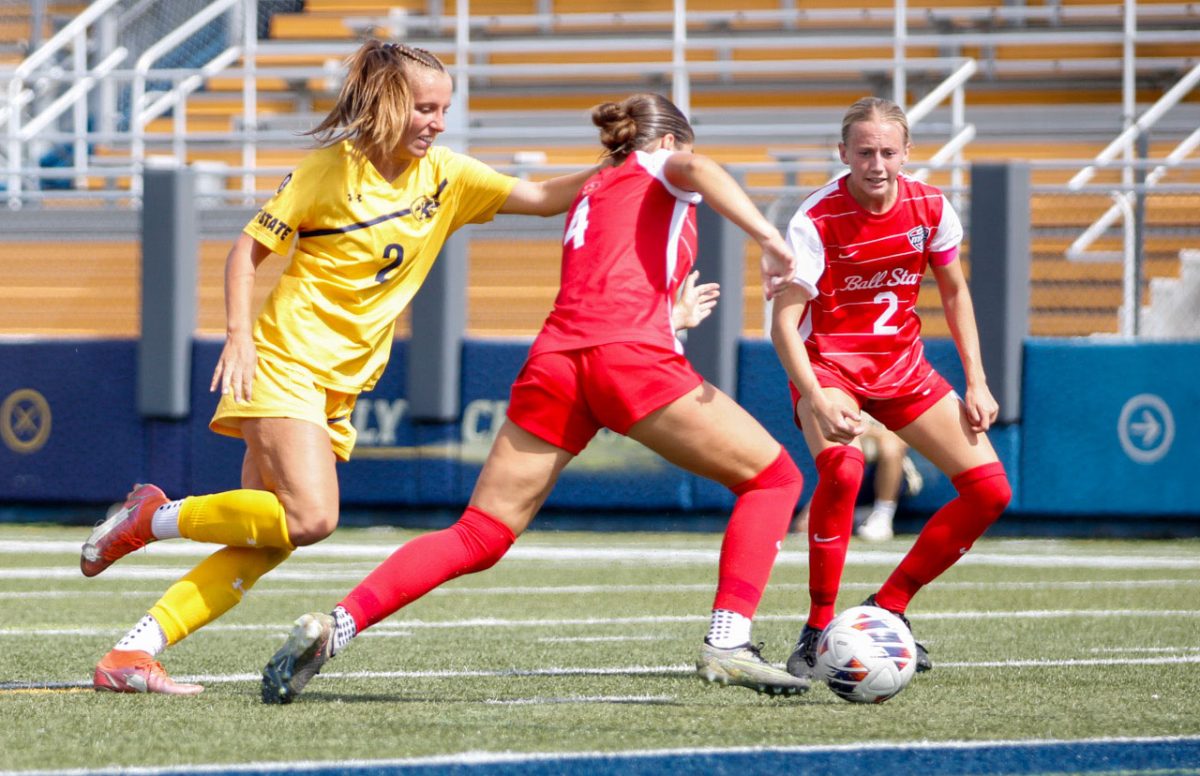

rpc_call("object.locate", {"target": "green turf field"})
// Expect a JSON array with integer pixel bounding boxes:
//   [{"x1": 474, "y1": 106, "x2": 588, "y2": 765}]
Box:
[{"x1": 1, "y1": 523, "x2": 1198, "y2": 772}]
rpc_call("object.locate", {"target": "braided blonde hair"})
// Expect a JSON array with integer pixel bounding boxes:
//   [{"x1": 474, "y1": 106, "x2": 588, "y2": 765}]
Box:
[{"x1": 307, "y1": 40, "x2": 448, "y2": 161}]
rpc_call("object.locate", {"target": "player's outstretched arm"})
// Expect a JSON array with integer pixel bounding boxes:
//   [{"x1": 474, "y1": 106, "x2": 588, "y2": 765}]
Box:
[
  {"x1": 499, "y1": 164, "x2": 605, "y2": 216},
  {"x1": 932, "y1": 259, "x2": 998, "y2": 432},
  {"x1": 661, "y1": 152, "x2": 795, "y2": 299}
]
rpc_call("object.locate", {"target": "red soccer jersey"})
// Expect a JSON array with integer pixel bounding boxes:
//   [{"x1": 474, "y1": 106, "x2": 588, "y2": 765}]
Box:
[
  {"x1": 785, "y1": 173, "x2": 963, "y2": 397},
  {"x1": 529, "y1": 149, "x2": 701, "y2": 357}
]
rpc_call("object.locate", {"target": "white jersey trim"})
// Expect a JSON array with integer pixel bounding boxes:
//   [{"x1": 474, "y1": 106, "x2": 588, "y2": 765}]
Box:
[
  {"x1": 930, "y1": 193, "x2": 963, "y2": 253},
  {"x1": 663, "y1": 197, "x2": 693, "y2": 354},
  {"x1": 784, "y1": 179, "x2": 840, "y2": 299},
  {"x1": 635, "y1": 149, "x2": 703, "y2": 205}
]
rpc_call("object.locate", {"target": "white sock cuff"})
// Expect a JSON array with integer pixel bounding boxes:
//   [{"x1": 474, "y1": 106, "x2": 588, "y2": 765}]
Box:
[
  {"x1": 150, "y1": 500, "x2": 184, "y2": 540},
  {"x1": 331, "y1": 606, "x2": 357, "y2": 656},
  {"x1": 705, "y1": 608, "x2": 752, "y2": 649},
  {"x1": 114, "y1": 614, "x2": 168, "y2": 656}
]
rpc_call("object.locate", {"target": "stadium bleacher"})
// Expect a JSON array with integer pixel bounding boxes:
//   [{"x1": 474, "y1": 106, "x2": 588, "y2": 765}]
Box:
[{"x1": 0, "y1": 0, "x2": 1197, "y2": 339}]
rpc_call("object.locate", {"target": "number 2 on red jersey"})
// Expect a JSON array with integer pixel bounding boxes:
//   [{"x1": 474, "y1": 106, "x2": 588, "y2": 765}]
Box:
[{"x1": 873, "y1": 290, "x2": 900, "y2": 334}]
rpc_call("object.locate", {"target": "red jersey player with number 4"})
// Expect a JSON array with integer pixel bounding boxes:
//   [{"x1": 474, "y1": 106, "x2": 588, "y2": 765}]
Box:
[
  {"x1": 261, "y1": 93, "x2": 814, "y2": 704},
  {"x1": 770, "y1": 97, "x2": 1012, "y2": 681}
]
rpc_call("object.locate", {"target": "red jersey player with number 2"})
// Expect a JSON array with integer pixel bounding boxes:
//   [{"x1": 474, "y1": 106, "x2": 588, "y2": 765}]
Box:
[
  {"x1": 261, "y1": 93, "x2": 813, "y2": 703},
  {"x1": 770, "y1": 97, "x2": 1012, "y2": 681}
]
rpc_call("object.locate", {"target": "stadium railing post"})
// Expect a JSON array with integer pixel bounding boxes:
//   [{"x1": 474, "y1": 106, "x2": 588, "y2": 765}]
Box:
[
  {"x1": 408, "y1": 230, "x2": 467, "y2": 422},
  {"x1": 968, "y1": 161, "x2": 1031, "y2": 424},
  {"x1": 138, "y1": 161, "x2": 197, "y2": 420},
  {"x1": 692, "y1": 198, "x2": 745, "y2": 397}
]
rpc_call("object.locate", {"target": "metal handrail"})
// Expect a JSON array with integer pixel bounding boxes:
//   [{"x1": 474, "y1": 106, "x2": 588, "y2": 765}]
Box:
[
  {"x1": 130, "y1": 0, "x2": 243, "y2": 197},
  {"x1": 1111, "y1": 191, "x2": 1138, "y2": 337},
  {"x1": 1067, "y1": 60, "x2": 1200, "y2": 260},
  {"x1": 1069, "y1": 62, "x2": 1200, "y2": 191},
  {"x1": 5, "y1": 0, "x2": 124, "y2": 206},
  {"x1": 6, "y1": 0, "x2": 1198, "y2": 217},
  {"x1": 17, "y1": 49, "x2": 128, "y2": 142},
  {"x1": 13, "y1": 0, "x2": 120, "y2": 78},
  {"x1": 1066, "y1": 126, "x2": 1200, "y2": 260},
  {"x1": 346, "y1": 3, "x2": 1200, "y2": 35}
]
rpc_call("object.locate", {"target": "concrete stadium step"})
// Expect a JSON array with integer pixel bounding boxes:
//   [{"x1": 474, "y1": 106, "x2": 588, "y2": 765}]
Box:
[{"x1": 1139, "y1": 249, "x2": 1200, "y2": 338}]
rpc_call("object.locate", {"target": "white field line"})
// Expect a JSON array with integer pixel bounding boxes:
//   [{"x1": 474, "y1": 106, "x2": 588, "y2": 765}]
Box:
[
  {"x1": 3, "y1": 577, "x2": 1199, "y2": 596},
  {"x1": 3, "y1": 735, "x2": 1200, "y2": 776},
  {"x1": 483, "y1": 694, "x2": 675, "y2": 705},
  {"x1": 3, "y1": 539, "x2": 1200, "y2": 569},
  {"x1": 538, "y1": 635, "x2": 662, "y2": 643},
  {"x1": 1090, "y1": 646, "x2": 1200, "y2": 653},
  {"x1": 2, "y1": 608, "x2": 1198, "y2": 638},
  {"x1": 5, "y1": 653, "x2": 1200, "y2": 692}
]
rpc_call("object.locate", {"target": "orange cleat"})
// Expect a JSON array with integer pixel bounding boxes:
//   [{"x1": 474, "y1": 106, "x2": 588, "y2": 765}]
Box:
[
  {"x1": 80, "y1": 484, "x2": 167, "y2": 578},
  {"x1": 92, "y1": 649, "x2": 203, "y2": 695}
]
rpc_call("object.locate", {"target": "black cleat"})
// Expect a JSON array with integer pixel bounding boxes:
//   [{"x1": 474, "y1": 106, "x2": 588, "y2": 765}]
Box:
[
  {"x1": 862, "y1": 594, "x2": 932, "y2": 672},
  {"x1": 785, "y1": 623, "x2": 822, "y2": 680},
  {"x1": 262, "y1": 612, "x2": 334, "y2": 704}
]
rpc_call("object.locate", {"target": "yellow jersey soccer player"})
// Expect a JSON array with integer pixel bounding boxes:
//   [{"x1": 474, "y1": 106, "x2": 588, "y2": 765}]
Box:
[{"x1": 82, "y1": 39, "x2": 598, "y2": 695}]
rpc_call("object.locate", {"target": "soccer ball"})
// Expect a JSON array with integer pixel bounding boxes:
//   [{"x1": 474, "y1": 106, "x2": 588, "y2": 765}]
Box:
[{"x1": 814, "y1": 605, "x2": 918, "y2": 703}]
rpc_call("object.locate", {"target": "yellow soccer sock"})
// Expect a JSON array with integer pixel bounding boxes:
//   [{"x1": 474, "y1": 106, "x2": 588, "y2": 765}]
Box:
[
  {"x1": 177, "y1": 490, "x2": 293, "y2": 549},
  {"x1": 150, "y1": 545, "x2": 292, "y2": 645}
]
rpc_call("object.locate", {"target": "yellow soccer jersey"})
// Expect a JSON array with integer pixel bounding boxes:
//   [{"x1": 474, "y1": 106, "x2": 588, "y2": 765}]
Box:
[{"x1": 244, "y1": 142, "x2": 517, "y2": 392}]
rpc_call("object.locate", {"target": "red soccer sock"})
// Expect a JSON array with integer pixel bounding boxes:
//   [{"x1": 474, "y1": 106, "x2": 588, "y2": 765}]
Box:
[
  {"x1": 807, "y1": 446, "x2": 865, "y2": 629},
  {"x1": 875, "y1": 462, "x2": 1011, "y2": 613},
  {"x1": 712, "y1": 449, "x2": 804, "y2": 618},
  {"x1": 339, "y1": 506, "x2": 516, "y2": 632}
]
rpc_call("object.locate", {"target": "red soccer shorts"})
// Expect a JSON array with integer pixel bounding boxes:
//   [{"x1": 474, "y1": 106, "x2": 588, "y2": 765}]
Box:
[
  {"x1": 789, "y1": 357, "x2": 954, "y2": 432},
  {"x1": 507, "y1": 342, "x2": 704, "y2": 455}
]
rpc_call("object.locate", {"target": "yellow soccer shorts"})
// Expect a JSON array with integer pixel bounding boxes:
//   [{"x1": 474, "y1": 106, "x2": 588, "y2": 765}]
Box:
[{"x1": 210, "y1": 355, "x2": 358, "y2": 461}]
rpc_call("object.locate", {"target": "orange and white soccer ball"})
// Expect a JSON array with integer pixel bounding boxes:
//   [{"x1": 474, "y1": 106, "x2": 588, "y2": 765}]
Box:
[{"x1": 814, "y1": 605, "x2": 918, "y2": 703}]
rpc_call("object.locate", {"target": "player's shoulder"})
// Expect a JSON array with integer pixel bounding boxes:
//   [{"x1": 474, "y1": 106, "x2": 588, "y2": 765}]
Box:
[
  {"x1": 422, "y1": 144, "x2": 454, "y2": 165},
  {"x1": 794, "y1": 175, "x2": 849, "y2": 222},
  {"x1": 300, "y1": 141, "x2": 349, "y2": 168},
  {"x1": 285, "y1": 142, "x2": 353, "y2": 187},
  {"x1": 422, "y1": 145, "x2": 478, "y2": 174},
  {"x1": 898, "y1": 173, "x2": 945, "y2": 202},
  {"x1": 420, "y1": 146, "x2": 508, "y2": 187},
  {"x1": 628, "y1": 149, "x2": 701, "y2": 203}
]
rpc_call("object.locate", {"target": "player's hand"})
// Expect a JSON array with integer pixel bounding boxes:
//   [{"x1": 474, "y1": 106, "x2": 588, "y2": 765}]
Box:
[
  {"x1": 964, "y1": 383, "x2": 999, "y2": 433},
  {"x1": 758, "y1": 232, "x2": 797, "y2": 301},
  {"x1": 805, "y1": 394, "x2": 866, "y2": 445},
  {"x1": 210, "y1": 333, "x2": 257, "y2": 403},
  {"x1": 672, "y1": 271, "x2": 721, "y2": 331}
]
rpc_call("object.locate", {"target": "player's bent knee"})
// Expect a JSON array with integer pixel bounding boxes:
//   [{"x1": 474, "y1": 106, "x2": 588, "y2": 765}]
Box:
[
  {"x1": 814, "y1": 445, "x2": 866, "y2": 501},
  {"x1": 974, "y1": 475, "x2": 1012, "y2": 517},
  {"x1": 954, "y1": 462, "x2": 1011, "y2": 521},
  {"x1": 287, "y1": 513, "x2": 339, "y2": 546},
  {"x1": 732, "y1": 447, "x2": 804, "y2": 498},
  {"x1": 454, "y1": 506, "x2": 517, "y2": 573}
]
